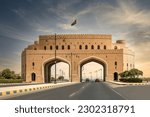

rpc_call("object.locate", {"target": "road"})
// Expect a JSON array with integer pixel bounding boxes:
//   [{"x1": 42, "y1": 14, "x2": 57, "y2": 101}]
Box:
[{"x1": 5, "y1": 82, "x2": 125, "y2": 100}]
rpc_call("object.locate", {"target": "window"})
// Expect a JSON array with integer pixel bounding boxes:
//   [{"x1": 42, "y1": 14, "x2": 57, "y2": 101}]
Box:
[
  {"x1": 114, "y1": 46, "x2": 117, "y2": 49},
  {"x1": 115, "y1": 61, "x2": 117, "y2": 66},
  {"x1": 31, "y1": 73, "x2": 36, "y2": 81},
  {"x1": 104, "y1": 45, "x2": 106, "y2": 49},
  {"x1": 79, "y1": 45, "x2": 82, "y2": 49},
  {"x1": 91, "y1": 45, "x2": 94, "y2": 49},
  {"x1": 62, "y1": 45, "x2": 64, "y2": 50},
  {"x1": 44, "y1": 46, "x2": 46, "y2": 50},
  {"x1": 127, "y1": 63, "x2": 128, "y2": 70},
  {"x1": 130, "y1": 64, "x2": 132, "y2": 68},
  {"x1": 68, "y1": 45, "x2": 70, "y2": 50},
  {"x1": 56, "y1": 45, "x2": 58, "y2": 50},
  {"x1": 32, "y1": 62, "x2": 35, "y2": 66},
  {"x1": 85, "y1": 45, "x2": 88, "y2": 49},
  {"x1": 34, "y1": 48, "x2": 37, "y2": 50},
  {"x1": 50, "y1": 46, "x2": 53, "y2": 50},
  {"x1": 97, "y1": 45, "x2": 100, "y2": 49}
]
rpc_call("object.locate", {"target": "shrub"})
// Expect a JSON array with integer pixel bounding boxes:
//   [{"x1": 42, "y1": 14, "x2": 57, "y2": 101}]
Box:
[
  {"x1": 0, "y1": 76, "x2": 5, "y2": 79},
  {"x1": 119, "y1": 78, "x2": 142, "y2": 83},
  {"x1": 0, "y1": 79, "x2": 23, "y2": 83}
]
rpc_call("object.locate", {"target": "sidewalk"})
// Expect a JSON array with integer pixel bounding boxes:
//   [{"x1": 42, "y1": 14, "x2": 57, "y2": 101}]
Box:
[
  {"x1": 107, "y1": 81, "x2": 150, "y2": 85},
  {"x1": 0, "y1": 82, "x2": 77, "y2": 97}
]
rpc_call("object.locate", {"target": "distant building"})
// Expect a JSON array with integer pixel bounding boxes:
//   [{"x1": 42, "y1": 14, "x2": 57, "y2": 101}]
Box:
[{"x1": 22, "y1": 34, "x2": 134, "y2": 83}]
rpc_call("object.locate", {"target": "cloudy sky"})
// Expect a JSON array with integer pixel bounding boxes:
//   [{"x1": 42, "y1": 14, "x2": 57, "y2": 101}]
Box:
[{"x1": 0, "y1": 0, "x2": 149, "y2": 77}]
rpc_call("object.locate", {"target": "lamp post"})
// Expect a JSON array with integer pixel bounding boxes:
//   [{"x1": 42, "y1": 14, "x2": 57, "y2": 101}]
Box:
[{"x1": 54, "y1": 33, "x2": 57, "y2": 84}]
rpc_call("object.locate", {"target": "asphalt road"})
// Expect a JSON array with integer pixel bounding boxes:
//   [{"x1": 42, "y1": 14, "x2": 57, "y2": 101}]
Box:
[
  {"x1": 5, "y1": 82, "x2": 125, "y2": 100},
  {"x1": 114, "y1": 85, "x2": 150, "y2": 100}
]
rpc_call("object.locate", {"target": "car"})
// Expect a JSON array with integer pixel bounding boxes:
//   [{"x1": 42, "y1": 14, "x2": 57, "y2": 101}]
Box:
[{"x1": 95, "y1": 79, "x2": 100, "y2": 82}]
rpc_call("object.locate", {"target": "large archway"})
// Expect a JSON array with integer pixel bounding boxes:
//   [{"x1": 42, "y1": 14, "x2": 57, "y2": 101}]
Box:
[
  {"x1": 43, "y1": 58, "x2": 70, "y2": 83},
  {"x1": 79, "y1": 57, "x2": 107, "y2": 82}
]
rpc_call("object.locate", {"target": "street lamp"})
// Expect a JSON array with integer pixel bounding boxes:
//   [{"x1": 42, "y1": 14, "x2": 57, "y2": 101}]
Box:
[{"x1": 54, "y1": 33, "x2": 57, "y2": 84}]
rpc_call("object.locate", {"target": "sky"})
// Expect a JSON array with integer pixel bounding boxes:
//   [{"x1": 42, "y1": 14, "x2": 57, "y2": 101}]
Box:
[{"x1": 0, "y1": 0, "x2": 150, "y2": 77}]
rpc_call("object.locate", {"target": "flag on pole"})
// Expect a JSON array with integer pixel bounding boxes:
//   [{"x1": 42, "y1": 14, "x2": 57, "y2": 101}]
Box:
[{"x1": 71, "y1": 19, "x2": 77, "y2": 26}]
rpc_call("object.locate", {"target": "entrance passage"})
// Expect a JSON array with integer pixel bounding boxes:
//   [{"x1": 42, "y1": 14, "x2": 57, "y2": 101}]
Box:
[
  {"x1": 44, "y1": 59, "x2": 70, "y2": 83},
  {"x1": 81, "y1": 61, "x2": 104, "y2": 82},
  {"x1": 114, "y1": 72, "x2": 118, "y2": 81}
]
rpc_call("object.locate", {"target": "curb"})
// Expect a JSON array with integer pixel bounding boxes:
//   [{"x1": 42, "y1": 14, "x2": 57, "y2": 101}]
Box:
[
  {"x1": 107, "y1": 81, "x2": 149, "y2": 86},
  {"x1": 0, "y1": 83, "x2": 77, "y2": 97}
]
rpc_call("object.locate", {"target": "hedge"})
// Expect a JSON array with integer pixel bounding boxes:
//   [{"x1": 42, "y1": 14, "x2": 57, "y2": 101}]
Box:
[
  {"x1": 119, "y1": 78, "x2": 142, "y2": 83},
  {"x1": 0, "y1": 79, "x2": 23, "y2": 83}
]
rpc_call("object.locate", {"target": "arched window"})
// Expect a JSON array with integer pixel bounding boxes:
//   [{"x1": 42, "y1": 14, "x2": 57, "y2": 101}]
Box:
[
  {"x1": 114, "y1": 46, "x2": 117, "y2": 49},
  {"x1": 31, "y1": 73, "x2": 36, "y2": 81},
  {"x1": 32, "y1": 62, "x2": 35, "y2": 66},
  {"x1": 68, "y1": 45, "x2": 70, "y2": 50},
  {"x1": 79, "y1": 45, "x2": 82, "y2": 49},
  {"x1": 34, "y1": 48, "x2": 37, "y2": 50},
  {"x1": 104, "y1": 45, "x2": 106, "y2": 49},
  {"x1": 62, "y1": 45, "x2": 64, "y2": 50},
  {"x1": 56, "y1": 45, "x2": 58, "y2": 50},
  {"x1": 91, "y1": 45, "x2": 94, "y2": 49},
  {"x1": 85, "y1": 45, "x2": 88, "y2": 49},
  {"x1": 97, "y1": 45, "x2": 100, "y2": 49},
  {"x1": 130, "y1": 64, "x2": 132, "y2": 68},
  {"x1": 50, "y1": 46, "x2": 53, "y2": 50},
  {"x1": 44, "y1": 46, "x2": 46, "y2": 50},
  {"x1": 115, "y1": 61, "x2": 117, "y2": 66}
]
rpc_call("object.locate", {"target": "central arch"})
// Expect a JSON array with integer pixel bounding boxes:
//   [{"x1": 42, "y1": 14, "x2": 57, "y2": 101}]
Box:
[
  {"x1": 42, "y1": 57, "x2": 71, "y2": 83},
  {"x1": 79, "y1": 56, "x2": 107, "y2": 82}
]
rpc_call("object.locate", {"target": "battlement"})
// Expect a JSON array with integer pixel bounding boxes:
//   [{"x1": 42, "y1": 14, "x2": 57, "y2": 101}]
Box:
[{"x1": 39, "y1": 34, "x2": 112, "y2": 40}]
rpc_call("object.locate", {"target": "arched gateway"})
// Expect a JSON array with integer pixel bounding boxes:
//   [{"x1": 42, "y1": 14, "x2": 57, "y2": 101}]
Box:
[{"x1": 22, "y1": 34, "x2": 134, "y2": 83}]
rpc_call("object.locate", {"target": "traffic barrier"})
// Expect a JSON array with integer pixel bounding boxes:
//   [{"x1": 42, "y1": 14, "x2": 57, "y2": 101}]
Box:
[{"x1": 0, "y1": 82, "x2": 77, "y2": 97}]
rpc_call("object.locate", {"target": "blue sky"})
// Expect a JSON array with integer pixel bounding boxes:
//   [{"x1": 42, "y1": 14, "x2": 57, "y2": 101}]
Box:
[{"x1": 0, "y1": 0, "x2": 150, "y2": 76}]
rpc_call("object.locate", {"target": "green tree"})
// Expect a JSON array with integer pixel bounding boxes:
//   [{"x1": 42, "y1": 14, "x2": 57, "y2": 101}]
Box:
[
  {"x1": 1, "y1": 69, "x2": 15, "y2": 79},
  {"x1": 119, "y1": 68, "x2": 143, "y2": 78},
  {"x1": 119, "y1": 70, "x2": 129, "y2": 78},
  {"x1": 129, "y1": 68, "x2": 143, "y2": 78}
]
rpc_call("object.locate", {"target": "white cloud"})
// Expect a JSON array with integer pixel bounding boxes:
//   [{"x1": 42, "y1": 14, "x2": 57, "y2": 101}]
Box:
[{"x1": 0, "y1": 24, "x2": 33, "y2": 42}]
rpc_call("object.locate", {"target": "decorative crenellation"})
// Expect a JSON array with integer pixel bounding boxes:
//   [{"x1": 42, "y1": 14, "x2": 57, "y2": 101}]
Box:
[{"x1": 39, "y1": 34, "x2": 112, "y2": 40}]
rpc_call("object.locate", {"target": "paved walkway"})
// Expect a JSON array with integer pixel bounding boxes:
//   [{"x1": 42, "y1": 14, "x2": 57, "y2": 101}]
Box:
[{"x1": 108, "y1": 81, "x2": 150, "y2": 85}]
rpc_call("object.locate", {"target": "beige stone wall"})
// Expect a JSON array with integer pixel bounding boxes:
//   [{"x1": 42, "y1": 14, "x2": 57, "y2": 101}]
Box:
[{"x1": 22, "y1": 34, "x2": 134, "y2": 83}]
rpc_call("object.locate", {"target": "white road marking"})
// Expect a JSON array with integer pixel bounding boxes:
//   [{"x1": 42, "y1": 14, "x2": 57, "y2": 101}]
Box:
[
  {"x1": 69, "y1": 92, "x2": 77, "y2": 97},
  {"x1": 69, "y1": 83, "x2": 89, "y2": 98}
]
